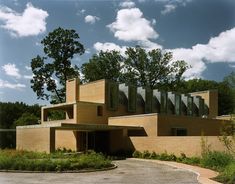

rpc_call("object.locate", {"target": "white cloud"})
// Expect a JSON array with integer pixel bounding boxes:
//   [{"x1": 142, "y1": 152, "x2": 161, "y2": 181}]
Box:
[
  {"x1": 119, "y1": 1, "x2": 136, "y2": 8},
  {"x1": 0, "y1": 79, "x2": 26, "y2": 89},
  {"x1": 25, "y1": 66, "x2": 31, "y2": 70},
  {"x1": 151, "y1": 18, "x2": 156, "y2": 25},
  {"x1": 107, "y1": 8, "x2": 158, "y2": 42},
  {"x1": 94, "y1": 42, "x2": 127, "y2": 55},
  {"x1": 23, "y1": 75, "x2": 33, "y2": 79},
  {"x1": 80, "y1": 9, "x2": 86, "y2": 14},
  {"x1": 0, "y1": 3, "x2": 48, "y2": 37},
  {"x1": 161, "y1": 4, "x2": 176, "y2": 15},
  {"x1": 2, "y1": 63, "x2": 21, "y2": 79},
  {"x1": 169, "y1": 27, "x2": 235, "y2": 79},
  {"x1": 139, "y1": 40, "x2": 162, "y2": 50},
  {"x1": 84, "y1": 15, "x2": 100, "y2": 24}
]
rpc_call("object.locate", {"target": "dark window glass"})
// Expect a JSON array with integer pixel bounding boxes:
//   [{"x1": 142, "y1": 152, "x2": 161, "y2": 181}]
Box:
[{"x1": 97, "y1": 106, "x2": 103, "y2": 116}]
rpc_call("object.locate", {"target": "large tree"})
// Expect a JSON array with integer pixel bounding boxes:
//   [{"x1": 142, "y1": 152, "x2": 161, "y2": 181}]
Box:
[
  {"x1": 31, "y1": 27, "x2": 84, "y2": 103},
  {"x1": 81, "y1": 46, "x2": 188, "y2": 89},
  {"x1": 123, "y1": 46, "x2": 188, "y2": 88},
  {"x1": 81, "y1": 50, "x2": 124, "y2": 83}
]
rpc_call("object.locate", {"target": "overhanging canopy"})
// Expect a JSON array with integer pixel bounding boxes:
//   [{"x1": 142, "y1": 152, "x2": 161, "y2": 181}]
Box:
[{"x1": 17, "y1": 122, "x2": 143, "y2": 131}]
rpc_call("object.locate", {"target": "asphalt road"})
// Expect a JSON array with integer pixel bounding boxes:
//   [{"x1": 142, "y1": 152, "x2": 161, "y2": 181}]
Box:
[{"x1": 0, "y1": 159, "x2": 199, "y2": 184}]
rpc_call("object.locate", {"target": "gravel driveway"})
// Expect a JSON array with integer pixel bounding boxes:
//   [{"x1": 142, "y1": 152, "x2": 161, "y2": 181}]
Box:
[{"x1": 0, "y1": 159, "x2": 198, "y2": 184}]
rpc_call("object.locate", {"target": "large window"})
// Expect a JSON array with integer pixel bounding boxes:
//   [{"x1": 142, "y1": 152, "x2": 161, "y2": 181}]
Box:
[
  {"x1": 171, "y1": 127, "x2": 187, "y2": 136},
  {"x1": 97, "y1": 106, "x2": 103, "y2": 116}
]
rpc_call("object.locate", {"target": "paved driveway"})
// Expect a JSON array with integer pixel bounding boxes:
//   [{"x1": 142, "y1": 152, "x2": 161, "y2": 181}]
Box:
[{"x1": 0, "y1": 159, "x2": 198, "y2": 184}]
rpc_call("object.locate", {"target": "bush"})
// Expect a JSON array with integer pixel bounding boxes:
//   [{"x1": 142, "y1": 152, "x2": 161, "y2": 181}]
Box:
[
  {"x1": 215, "y1": 162, "x2": 235, "y2": 184},
  {"x1": 200, "y1": 151, "x2": 234, "y2": 171},
  {"x1": 0, "y1": 149, "x2": 112, "y2": 171},
  {"x1": 142, "y1": 150, "x2": 151, "y2": 159},
  {"x1": 132, "y1": 150, "x2": 142, "y2": 158}
]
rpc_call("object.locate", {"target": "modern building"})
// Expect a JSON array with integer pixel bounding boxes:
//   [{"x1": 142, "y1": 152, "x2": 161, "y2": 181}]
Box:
[{"x1": 17, "y1": 78, "x2": 231, "y2": 156}]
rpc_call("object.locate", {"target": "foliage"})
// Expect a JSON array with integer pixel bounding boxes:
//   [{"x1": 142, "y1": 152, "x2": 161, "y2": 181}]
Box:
[
  {"x1": 13, "y1": 112, "x2": 39, "y2": 127},
  {"x1": 200, "y1": 151, "x2": 234, "y2": 171},
  {"x1": 0, "y1": 102, "x2": 40, "y2": 148},
  {"x1": 215, "y1": 162, "x2": 235, "y2": 184},
  {"x1": 218, "y1": 116, "x2": 235, "y2": 155},
  {"x1": 31, "y1": 27, "x2": 84, "y2": 103},
  {"x1": 0, "y1": 102, "x2": 40, "y2": 129},
  {"x1": 81, "y1": 46, "x2": 188, "y2": 89},
  {"x1": 0, "y1": 150, "x2": 112, "y2": 171},
  {"x1": 123, "y1": 46, "x2": 188, "y2": 88},
  {"x1": 47, "y1": 110, "x2": 66, "y2": 121},
  {"x1": 81, "y1": 50, "x2": 124, "y2": 83}
]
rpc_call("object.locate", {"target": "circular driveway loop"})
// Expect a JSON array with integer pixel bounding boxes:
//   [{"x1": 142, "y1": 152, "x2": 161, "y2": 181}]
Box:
[{"x1": 0, "y1": 159, "x2": 198, "y2": 184}]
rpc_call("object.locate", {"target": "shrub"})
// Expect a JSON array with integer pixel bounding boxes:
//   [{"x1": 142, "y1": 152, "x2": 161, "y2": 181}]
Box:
[
  {"x1": 142, "y1": 150, "x2": 151, "y2": 159},
  {"x1": 0, "y1": 149, "x2": 112, "y2": 171},
  {"x1": 215, "y1": 162, "x2": 235, "y2": 184},
  {"x1": 159, "y1": 152, "x2": 177, "y2": 161},
  {"x1": 132, "y1": 150, "x2": 142, "y2": 158},
  {"x1": 200, "y1": 151, "x2": 234, "y2": 171}
]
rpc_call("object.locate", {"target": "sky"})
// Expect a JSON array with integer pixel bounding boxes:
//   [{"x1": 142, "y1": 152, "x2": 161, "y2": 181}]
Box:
[{"x1": 0, "y1": 0, "x2": 235, "y2": 105}]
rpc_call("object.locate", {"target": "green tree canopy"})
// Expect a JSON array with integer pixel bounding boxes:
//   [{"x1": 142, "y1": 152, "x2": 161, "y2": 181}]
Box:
[
  {"x1": 81, "y1": 46, "x2": 188, "y2": 88},
  {"x1": 13, "y1": 113, "x2": 39, "y2": 127},
  {"x1": 123, "y1": 46, "x2": 188, "y2": 88},
  {"x1": 31, "y1": 27, "x2": 85, "y2": 103},
  {"x1": 81, "y1": 50, "x2": 124, "y2": 83}
]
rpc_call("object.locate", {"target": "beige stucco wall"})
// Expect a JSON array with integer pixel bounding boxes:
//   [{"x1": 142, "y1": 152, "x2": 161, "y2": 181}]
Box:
[
  {"x1": 129, "y1": 136, "x2": 227, "y2": 157},
  {"x1": 55, "y1": 130, "x2": 77, "y2": 151},
  {"x1": 190, "y1": 90, "x2": 218, "y2": 118},
  {"x1": 80, "y1": 79, "x2": 106, "y2": 103},
  {"x1": 157, "y1": 114, "x2": 226, "y2": 136},
  {"x1": 66, "y1": 78, "x2": 79, "y2": 103},
  {"x1": 16, "y1": 127, "x2": 55, "y2": 153}
]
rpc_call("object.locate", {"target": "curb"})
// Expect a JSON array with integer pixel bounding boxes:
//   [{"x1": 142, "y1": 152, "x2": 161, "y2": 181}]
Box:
[
  {"x1": 129, "y1": 158, "x2": 221, "y2": 184},
  {"x1": 0, "y1": 164, "x2": 117, "y2": 173}
]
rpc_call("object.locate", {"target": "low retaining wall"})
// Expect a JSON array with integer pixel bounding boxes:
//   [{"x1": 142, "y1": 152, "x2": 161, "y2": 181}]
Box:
[{"x1": 130, "y1": 136, "x2": 227, "y2": 157}]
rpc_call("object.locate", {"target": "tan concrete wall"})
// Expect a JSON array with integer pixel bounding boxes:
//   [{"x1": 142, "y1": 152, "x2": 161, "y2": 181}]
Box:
[
  {"x1": 190, "y1": 90, "x2": 218, "y2": 118},
  {"x1": 80, "y1": 80, "x2": 106, "y2": 103},
  {"x1": 129, "y1": 136, "x2": 227, "y2": 157},
  {"x1": 109, "y1": 114, "x2": 158, "y2": 136},
  {"x1": 16, "y1": 127, "x2": 54, "y2": 153},
  {"x1": 76, "y1": 101, "x2": 145, "y2": 125},
  {"x1": 55, "y1": 130, "x2": 77, "y2": 151},
  {"x1": 76, "y1": 102, "x2": 106, "y2": 124},
  {"x1": 66, "y1": 78, "x2": 80, "y2": 103},
  {"x1": 157, "y1": 114, "x2": 226, "y2": 136}
]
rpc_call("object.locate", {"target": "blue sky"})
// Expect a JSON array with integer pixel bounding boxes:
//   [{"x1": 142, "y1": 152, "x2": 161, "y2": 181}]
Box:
[{"x1": 0, "y1": 0, "x2": 235, "y2": 105}]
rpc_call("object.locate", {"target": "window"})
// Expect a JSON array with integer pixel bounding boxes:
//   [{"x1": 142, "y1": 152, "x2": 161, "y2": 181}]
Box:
[
  {"x1": 97, "y1": 106, "x2": 103, "y2": 116},
  {"x1": 171, "y1": 128, "x2": 187, "y2": 136}
]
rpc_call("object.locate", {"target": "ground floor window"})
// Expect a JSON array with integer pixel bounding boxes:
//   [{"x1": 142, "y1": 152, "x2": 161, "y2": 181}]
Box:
[{"x1": 171, "y1": 127, "x2": 187, "y2": 136}]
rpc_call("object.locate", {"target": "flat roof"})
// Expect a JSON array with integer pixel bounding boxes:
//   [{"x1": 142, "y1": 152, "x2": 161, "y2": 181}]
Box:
[{"x1": 17, "y1": 123, "x2": 143, "y2": 131}]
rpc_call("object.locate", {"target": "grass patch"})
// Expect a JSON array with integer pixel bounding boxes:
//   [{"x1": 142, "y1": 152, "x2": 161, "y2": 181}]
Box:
[{"x1": 0, "y1": 149, "x2": 113, "y2": 172}]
